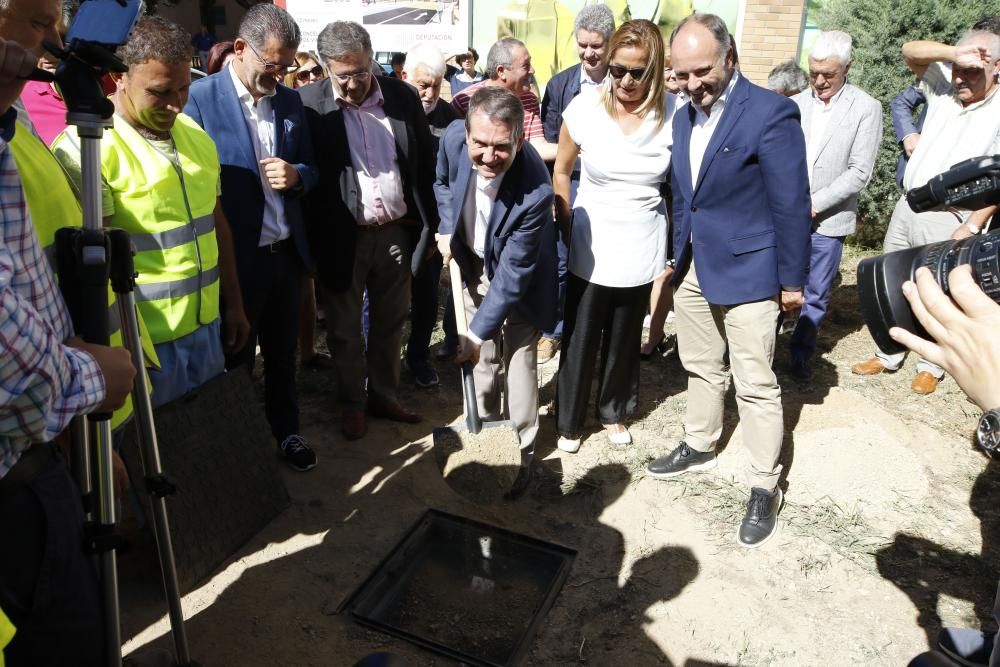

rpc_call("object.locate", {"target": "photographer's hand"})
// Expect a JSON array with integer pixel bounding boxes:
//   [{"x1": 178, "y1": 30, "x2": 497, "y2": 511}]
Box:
[{"x1": 889, "y1": 266, "x2": 1000, "y2": 411}]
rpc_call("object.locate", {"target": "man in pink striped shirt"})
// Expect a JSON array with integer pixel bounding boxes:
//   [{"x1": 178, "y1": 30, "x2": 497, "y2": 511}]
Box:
[{"x1": 450, "y1": 38, "x2": 557, "y2": 162}]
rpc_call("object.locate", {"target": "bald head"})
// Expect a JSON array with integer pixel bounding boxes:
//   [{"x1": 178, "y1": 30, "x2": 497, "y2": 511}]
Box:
[{"x1": 669, "y1": 14, "x2": 735, "y2": 113}]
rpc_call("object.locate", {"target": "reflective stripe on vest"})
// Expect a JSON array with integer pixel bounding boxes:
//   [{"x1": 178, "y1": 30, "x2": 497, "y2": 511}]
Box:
[
  {"x1": 0, "y1": 603, "x2": 14, "y2": 660},
  {"x1": 10, "y1": 119, "x2": 143, "y2": 431},
  {"x1": 54, "y1": 113, "x2": 221, "y2": 345}
]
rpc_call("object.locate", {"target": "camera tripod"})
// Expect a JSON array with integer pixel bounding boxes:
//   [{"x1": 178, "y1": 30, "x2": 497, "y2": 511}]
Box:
[{"x1": 47, "y1": 38, "x2": 195, "y2": 667}]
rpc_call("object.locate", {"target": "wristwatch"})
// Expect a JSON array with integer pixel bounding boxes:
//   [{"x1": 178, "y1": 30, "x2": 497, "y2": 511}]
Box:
[{"x1": 976, "y1": 409, "x2": 1000, "y2": 456}]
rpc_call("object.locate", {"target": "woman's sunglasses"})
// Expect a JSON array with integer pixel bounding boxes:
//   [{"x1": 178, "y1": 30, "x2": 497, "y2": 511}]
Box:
[
  {"x1": 608, "y1": 64, "x2": 648, "y2": 81},
  {"x1": 296, "y1": 65, "x2": 324, "y2": 82}
]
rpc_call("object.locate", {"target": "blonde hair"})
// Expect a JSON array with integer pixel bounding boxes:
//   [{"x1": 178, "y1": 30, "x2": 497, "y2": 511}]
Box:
[{"x1": 600, "y1": 20, "x2": 667, "y2": 130}]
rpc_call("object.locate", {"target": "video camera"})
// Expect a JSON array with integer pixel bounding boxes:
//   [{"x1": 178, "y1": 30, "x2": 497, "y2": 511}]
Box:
[{"x1": 857, "y1": 155, "x2": 1000, "y2": 354}]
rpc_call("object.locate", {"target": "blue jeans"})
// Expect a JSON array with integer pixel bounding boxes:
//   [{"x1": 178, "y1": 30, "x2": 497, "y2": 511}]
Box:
[
  {"x1": 790, "y1": 232, "x2": 844, "y2": 362},
  {"x1": 149, "y1": 318, "x2": 225, "y2": 408}
]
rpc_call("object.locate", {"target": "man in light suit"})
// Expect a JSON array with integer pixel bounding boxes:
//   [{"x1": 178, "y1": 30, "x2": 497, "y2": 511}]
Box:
[
  {"x1": 787, "y1": 31, "x2": 882, "y2": 380},
  {"x1": 435, "y1": 87, "x2": 558, "y2": 497},
  {"x1": 299, "y1": 21, "x2": 438, "y2": 440},
  {"x1": 185, "y1": 3, "x2": 319, "y2": 471},
  {"x1": 646, "y1": 13, "x2": 812, "y2": 548}
]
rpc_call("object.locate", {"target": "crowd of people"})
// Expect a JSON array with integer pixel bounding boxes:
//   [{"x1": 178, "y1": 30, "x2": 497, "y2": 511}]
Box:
[{"x1": 2, "y1": 0, "x2": 1000, "y2": 663}]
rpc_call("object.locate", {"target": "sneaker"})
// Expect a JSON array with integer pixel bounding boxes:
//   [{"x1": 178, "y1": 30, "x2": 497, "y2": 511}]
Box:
[
  {"x1": 405, "y1": 358, "x2": 439, "y2": 388},
  {"x1": 537, "y1": 337, "x2": 560, "y2": 364},
  {"x1": 737, "y1": 487, "x2": 782, "y2": 548},
  {"x1": 279, "y1": 435, "x2": 317, "y2": 471},
  {"x1": 646, "y1": 441, "x2": 717, "y2": 479},
  {"x1": 938, "y1": 627, "x2": 996, "y2": 666}
]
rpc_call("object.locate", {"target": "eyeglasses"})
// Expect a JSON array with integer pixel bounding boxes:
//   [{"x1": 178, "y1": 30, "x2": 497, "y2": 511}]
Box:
[
  {"x1": 609, "y1": 64, "x2": 648, "y2": 81},
  {"x1": 332, "y1": 69, "x2": 372, "y2": 84},
  {"x1": 244, "y1": 40, "x2": 299, "y2": 74},
  {"x1": 296, "y1": 65, "x2": 324, "y2": 82}
]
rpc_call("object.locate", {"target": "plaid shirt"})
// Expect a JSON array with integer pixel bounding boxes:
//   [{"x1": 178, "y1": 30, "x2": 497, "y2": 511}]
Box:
[{"x1": 0, "y1": 115, "x2": 105, "y2": 479}]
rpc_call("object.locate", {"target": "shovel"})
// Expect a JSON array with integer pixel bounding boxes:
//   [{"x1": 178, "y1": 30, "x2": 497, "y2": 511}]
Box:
[{"x1": 432, "y1": 259, "x2": 522, "y2": 504}]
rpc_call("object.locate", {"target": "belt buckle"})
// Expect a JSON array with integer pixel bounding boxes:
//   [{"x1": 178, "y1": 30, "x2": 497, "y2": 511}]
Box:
[{"x1": 268, "y1": 239, "x2": 284, "y2": 254}]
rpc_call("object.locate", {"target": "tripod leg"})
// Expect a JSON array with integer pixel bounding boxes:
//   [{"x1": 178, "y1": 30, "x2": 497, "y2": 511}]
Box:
[
  {"x1": 91, "y1": 419, "x2": 123, "y2": 667},
  {"x1": 113, "y1": 252, "x2": 192, "y2": 665}
]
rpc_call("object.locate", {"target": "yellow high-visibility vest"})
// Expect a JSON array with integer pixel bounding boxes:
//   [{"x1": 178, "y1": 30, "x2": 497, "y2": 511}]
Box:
[
  {"x1": 54, "y1": 113, "x2": 221, "y2": 345},
  {"x1": 9, "y1": 119, "x2": 159, "y2": 431}
]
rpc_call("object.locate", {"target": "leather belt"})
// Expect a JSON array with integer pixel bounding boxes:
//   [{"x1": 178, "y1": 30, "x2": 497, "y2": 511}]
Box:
[
  {"x1": 259, "y1": 238, "x2": 294, "y2": 254},
  {"x1": 0, "y1": 441, "x2": 58, "y2": 499}
]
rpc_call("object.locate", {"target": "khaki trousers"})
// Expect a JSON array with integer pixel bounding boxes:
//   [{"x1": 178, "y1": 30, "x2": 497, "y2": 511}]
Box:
[
  {"x1": 461, "y1": 257, "x2": 540, "y2": 453},
  {"x1": 322, "y1": 223, "x2": 412, "y2": 407},
  {"x1": 674, "y1": 260, "x2": 783, "y2": 490}
]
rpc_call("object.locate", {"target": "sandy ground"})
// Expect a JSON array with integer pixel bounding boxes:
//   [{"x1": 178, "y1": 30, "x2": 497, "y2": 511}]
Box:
[{"x1": 120, "y1": 247, "x2": 1000, "y2": 666}]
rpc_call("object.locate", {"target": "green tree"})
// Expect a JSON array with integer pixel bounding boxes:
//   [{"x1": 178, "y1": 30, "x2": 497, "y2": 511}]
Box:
[{"x1": 816, "y1": 0, "x2": 1000, "y2": 247}]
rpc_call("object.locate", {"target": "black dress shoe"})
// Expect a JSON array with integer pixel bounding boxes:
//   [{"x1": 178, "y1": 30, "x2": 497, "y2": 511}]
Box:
[
  {"x1": 737, "y1": 486, "x2": 783, "y2": 548},
  {"x1": 646, "y1": 441, "x2": 717, "y2": 479},
  {"x1": 788, "y1": 356, "x2": 812, "y2": 381}
]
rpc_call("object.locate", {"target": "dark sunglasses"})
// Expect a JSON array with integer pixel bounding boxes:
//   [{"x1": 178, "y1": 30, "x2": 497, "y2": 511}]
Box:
[
  {"x1": 296, "y1": 65, "x2": 324, "y2": 81},
  {"x1": 609, "y1": 64, "x2": 648, "y2": 81}
]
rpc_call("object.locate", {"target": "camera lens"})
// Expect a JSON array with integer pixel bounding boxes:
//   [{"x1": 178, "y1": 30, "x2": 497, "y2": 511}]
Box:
[{"x1": 857, "y1": 230, "x2": 1000, "y2": 354}]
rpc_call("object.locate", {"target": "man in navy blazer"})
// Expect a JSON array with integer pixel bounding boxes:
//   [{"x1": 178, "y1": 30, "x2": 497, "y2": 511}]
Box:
[
  {"x1": 185, "y1": 4, "x2": 319, "y2": 471},
  {"x1": 646, "y1": 14, "x2": 811, "y2": 548},
  {"x1": 435, "y1": 87, "x2": 558, "y2": 496}
]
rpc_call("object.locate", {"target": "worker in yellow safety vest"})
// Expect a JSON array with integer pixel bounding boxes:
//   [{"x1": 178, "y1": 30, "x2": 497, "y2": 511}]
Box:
[{"x1": 54, "y1": 16, "x2": 250, "y2": 408}]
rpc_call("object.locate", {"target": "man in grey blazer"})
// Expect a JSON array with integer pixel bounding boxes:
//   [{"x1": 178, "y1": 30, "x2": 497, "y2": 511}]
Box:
[{"x1": 788, "y1": 30, "x2": 882, "y2": 379}]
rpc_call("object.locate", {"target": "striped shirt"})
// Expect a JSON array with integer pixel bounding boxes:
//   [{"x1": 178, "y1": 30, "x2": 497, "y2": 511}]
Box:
[
  {"x1": 450, "y1": 80, "x2": 545, "y2": 141},
  {"x1": 0, "y1": 117, "x2": 105, "y2": 479}
]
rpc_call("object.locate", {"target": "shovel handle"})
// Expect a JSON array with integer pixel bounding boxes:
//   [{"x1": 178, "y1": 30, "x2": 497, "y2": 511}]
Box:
[{"x1": 449, "y1": 259, "x2": 482, "y2": 434}]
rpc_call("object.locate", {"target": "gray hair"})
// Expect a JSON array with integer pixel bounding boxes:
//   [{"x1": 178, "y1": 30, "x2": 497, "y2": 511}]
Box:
[
  {"x1": 574, "y1": 4, "x2": 615, "y2": 41},
  {"x1": 404, "y1": 42, "x2": 446, "y2": 79},
  {"x1": 316, "y1": 21, "x2": 372, "y2": 62},
  {"x1": 809, "y1": 30, "x2": 852, "y2": 67},
  {"x1": 119, "y1": 16, "x2": 191, "y2": 68},
  {"x1": 669, "y1": 12, "x2": 732, "y2": 61},
  {"x1": 958, "y1": 29, "x2": 1000, "y2": 64},
  {"x1": 464, "y1": 86, "x2": 524, "y2": 147},
  {"x1": 238, "y1": 3, "x2": 301, "y2": 51},
  {"x1": 767, "y1": 60, "x2": 808, "y2": 95},
  {"x1": 485, "y1": 37, "x2": 525, "y2": 80}
]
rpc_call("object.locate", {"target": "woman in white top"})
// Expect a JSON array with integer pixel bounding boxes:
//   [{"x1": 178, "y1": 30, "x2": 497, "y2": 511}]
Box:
[{"x1": 553, "y1": 19, "x2": 676, "y2": 453}]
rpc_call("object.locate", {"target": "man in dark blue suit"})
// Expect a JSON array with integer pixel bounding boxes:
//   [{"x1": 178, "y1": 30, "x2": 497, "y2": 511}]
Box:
[
  {"x1": 646, "y1": 14, "x2": 811, "y2": 547},
  {"x1": 435, "y1": 87, "x2": 558, "y2": 496},
  {"x1": 185, "y1": 4, "x2": 319, "y2": 471},
  {"x1": 537, "y1": 3, "x2": 615, "y2": 364}
]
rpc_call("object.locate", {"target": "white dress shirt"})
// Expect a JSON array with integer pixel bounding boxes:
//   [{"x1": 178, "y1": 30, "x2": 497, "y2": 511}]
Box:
[
  {"x1": 228, "y1": 64, "x2": 288, "y2": 246},
  {"x1": 806, "y1": 84, "x2": 846, "y2": 185},
  {"x1": 689, "y1": 72, "x2": 740, "y2": 188},
  {"x1": 463, "y1": 167, "x2": 505, "y2": 260}
]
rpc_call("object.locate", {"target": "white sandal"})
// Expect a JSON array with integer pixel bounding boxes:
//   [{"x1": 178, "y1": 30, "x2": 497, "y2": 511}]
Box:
[{"x1": 605, "y1": 426, "x2": 632, "y2": 446}]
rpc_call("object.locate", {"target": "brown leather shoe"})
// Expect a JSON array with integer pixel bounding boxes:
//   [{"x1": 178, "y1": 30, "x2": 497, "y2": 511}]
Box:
[
  {"x1": 911, "y1": 371, "x2": 939, "y2": 395},
  {"x1": 368, "y1": 401, "x2": 422, "y2": 424},
  {"x1": 341, "y1": 408, "x2": 368, "y2": 440},
  {"x1": 851, "y1": 357, "x2": 891, "y2": 375}
]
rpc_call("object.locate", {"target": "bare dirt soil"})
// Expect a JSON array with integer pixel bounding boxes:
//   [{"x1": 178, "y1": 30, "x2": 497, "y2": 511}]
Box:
[{"x1": 121, "y1": 247, "x2": 1000, "y2": 666}]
